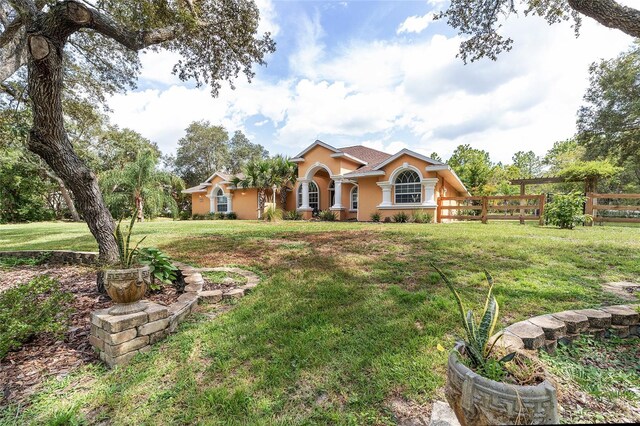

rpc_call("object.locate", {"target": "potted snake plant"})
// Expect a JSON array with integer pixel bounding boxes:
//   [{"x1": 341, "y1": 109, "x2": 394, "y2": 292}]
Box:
[
  {"x1": 103, "y1": 215, "x2": 150, "y2": 315},
  {"x1": 432, "y1": 264, "x2": 559, "y2": 425}
]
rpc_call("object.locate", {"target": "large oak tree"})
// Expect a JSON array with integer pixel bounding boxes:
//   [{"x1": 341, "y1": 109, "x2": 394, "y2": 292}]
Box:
[
  {"x1": 437, "y1": 0, "x2": 640, "y2": 63},
  {"x1": 0, "y1": 0, "x2": 275, "y2": 262}
]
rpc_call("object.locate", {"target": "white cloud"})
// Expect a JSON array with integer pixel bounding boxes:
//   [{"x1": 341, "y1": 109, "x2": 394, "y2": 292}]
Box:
[
  {"x1": 397, "y1": 12, "x2": 434, "y2": 34},
  {"x1": 255, "y1": 0, "x2": 280, "y2": 37},
  {"x1": 108, "y1": 4, "x2": 634, "y2": 166}
]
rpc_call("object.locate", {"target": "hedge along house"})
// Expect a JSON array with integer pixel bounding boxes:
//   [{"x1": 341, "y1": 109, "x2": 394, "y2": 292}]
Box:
[{"x1": 183, "y1": 140, "x2": 469, "y2": 221}]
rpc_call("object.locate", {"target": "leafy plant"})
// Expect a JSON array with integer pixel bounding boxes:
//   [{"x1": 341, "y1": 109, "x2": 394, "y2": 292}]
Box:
[
  {"x1": 179, "y1": 210, "x2": 191, "y2": 220},
  {"x1": 192, "y1": 214, "x2": 205, "y2": 220},
  {"x1": 431, "y1": 264, "x2": 514, "y2": 376},
  {"x1": 206, "y1": 212, "x2": 217, "y2": 220},
  {"x1": 215, "y1": 212, "x2": 227, "y2": 220},
  {"x1": 263, "y1": 206, "x2": 282, "y2": 222},
  {"x1": 370, "y1": 211, "x2": 381, "y2": 222},
  {"x1": 283, "y1": 210, "x2": 303, "y2": 220},
  {"x1": 411, "y1": 211, "x2": 433, "y2": 223},
  {"x1": 114, "y1": 215, "x2": 146, "y2": 268},
  {"x1": 392, "y1": 212, "x2": 409, "y2": 223},
  {"x1": 318, "y1": 210, "x2": 337, "y2": 221},
  {"x1": 383, "y1": 216, "x2": 392, "y2": 223},
  {"x1": 0, "y1": 276, "x2": 72, "y2": 359},
  {"x1": 545, "y1": 192, "x2": 593, "y2": 229},
  {"x1": 137, "y1": 247, "x2": 178, "y2": 291},
  {"x1": 226, "y1": 212, "x2": 237, "y2": 220}
]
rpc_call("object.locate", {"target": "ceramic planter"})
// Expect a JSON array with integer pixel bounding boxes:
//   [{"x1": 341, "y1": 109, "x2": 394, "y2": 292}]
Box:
[
  {"x1": 446, "y1": 344, "x2": 558, "y2": 425},
  {"x1": 103, "y1": 266, "x2": 150, "y2": 315}
]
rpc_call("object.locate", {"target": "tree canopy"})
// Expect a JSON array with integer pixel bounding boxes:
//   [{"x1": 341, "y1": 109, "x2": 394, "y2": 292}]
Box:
[
  {"x1": 437, "y1": 0, "x2": 640, "y2": 63},
  {"x1": 173, "y1": 121, "x2": 268, "y2": 186}
]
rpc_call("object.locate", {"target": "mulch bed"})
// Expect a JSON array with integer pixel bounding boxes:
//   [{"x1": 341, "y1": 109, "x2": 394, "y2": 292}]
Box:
[{"x1": 0, "y1": 264, "x2": 180, "y2": 407}]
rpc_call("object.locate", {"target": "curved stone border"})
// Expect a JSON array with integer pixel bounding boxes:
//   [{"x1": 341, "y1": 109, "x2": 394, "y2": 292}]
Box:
[
  {"x1": 493, "y1": 304, "x2": 640, "y2": 353},
  {"x1": 90, "y1": 263, "x2": 261, "y2": 367},
  {"x1": 0, "y1": 250, "x2": 98, "y2": 264}
]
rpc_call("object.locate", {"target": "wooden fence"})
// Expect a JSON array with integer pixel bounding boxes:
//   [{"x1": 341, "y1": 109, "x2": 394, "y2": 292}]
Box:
[
  {"x1": 586, "y1": 193, "x2": 640, "y2": 225},
  {"x1": 437, "y1": 194, "x2": 545, "y2": 224}
]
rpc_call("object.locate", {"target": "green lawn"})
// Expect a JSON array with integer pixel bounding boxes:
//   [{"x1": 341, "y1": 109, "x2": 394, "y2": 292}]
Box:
[{"x1": 1, "y1": 220, "x2": 639, "y2": 425}]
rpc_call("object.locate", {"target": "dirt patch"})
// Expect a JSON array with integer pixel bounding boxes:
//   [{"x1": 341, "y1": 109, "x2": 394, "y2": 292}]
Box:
[
  {"x1": 0, "y1": 265, "x2": 180, "y2": 406},
  {"x1": 601, "y1": 281, "x2": 640, "y2": 301},
  {"x1": 387, "y1": 396, "x2": 432, "y2": 426}
]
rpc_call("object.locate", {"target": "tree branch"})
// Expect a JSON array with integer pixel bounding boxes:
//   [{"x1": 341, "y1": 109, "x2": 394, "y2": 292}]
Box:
[
  {"x1": 0, "y1": 24, "x2": 26, "y2": 82},
  {"x1": 88, "y1": 9, "x2": 177, "y2": 50},
  {"x1": 568, "y1": 0, "x2": 640, "y2": 38},
  {"x1": 7, "y1": 0, "x2": 36, "y2": 20}
]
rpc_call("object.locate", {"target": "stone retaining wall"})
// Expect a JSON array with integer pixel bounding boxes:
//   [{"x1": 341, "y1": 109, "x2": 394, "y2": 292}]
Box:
[
  {"x1": 0, "y1": 250, "x2": 98, "y2": 264},
  {"x1": 90, "y1": 265, "x2": 260, "y2": 367},
  {"x1": 494, "y1": 304, "x2": 640, "y2": 353}
]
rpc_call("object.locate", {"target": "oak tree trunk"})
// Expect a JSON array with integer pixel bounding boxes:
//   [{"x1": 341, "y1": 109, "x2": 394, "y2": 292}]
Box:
[{"x1": 26, "y1": 9, "x2": 118, "y2": 262}]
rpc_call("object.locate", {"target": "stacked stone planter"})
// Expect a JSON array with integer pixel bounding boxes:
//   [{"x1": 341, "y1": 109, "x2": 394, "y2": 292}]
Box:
[
  {"x1": 494, "y1": 304, "x2": 640, "y2": 352},
  {"x1": 90, "y1": 265, "x2": 260, "y2": 367}
]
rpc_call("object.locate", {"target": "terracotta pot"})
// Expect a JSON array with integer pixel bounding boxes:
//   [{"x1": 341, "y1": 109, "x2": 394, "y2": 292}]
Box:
[
  {"x1": 446, "y1": 343, "x2": 558, "y2": 425},
  {"x1": 103, "y1": 266, "x2": 150, "y2": 315}
]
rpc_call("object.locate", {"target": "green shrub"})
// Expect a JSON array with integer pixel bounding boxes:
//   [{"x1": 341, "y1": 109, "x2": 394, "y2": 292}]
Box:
[
  {"x1": 263, "y1": 206, "x2": 282, "y2": 222},
  {"x1": 383, "y1": 216, "x2": 392, "y2": 223},
  {"x1": 545, "y1": 192, "x2": 592, "y2": 229},
  {"x1": 370, "y1": 211, "x2": 381, "y2": 222},
  {"x1": 412, "y1": 211, "x2": 433, "y2": 223},
  {"x1": 114, "y1": 216, "x2": 146, "y2": 268},
  {"x1": 226, "y1": 212, "x2": 237, "y2": 220},
  {"x1": 137, "y1": 247, "x2": 178, "y2": 291},
  {"x1": 206, "y1": 212, "x2": 217, "y2": 220},
  {"x1": 283, "y1": 210, "x2": 303, "y2": 220},
  {"x1": 392, "y1": 212, "x2": 409, "y2": 223},
  {"x1": 318, "y1": 210, "x2": 337, "y2": 221},
  {"x1": 0, "y1": 252, "x2": 51, "y2": 269},
  {"x1": 178, "y1": 210, "x2": 191, "y2": 220},
  {"x1": 0, "y1": 276, "x2": 72, "y2": 359},
  {"x1": 192, "y1": 214, "x2": 205, "y2": 220},
  {"x1": 432, "y1": 264, "x2": 515, "y2": 380},
  {"x1": 215, "y1": 212, "x2": 227, "y2": 220}
]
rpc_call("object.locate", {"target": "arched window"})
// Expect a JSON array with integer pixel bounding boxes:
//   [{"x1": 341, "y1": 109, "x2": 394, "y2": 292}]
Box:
[
  {"x1": 297, "y1": 181, "x2": 319, "y2": 211},
  {"x1": 215, "y1": 188, "x2": 228, "y2": 212},
  {"x1": 394, "y1": 170, "x2": 421, "y2": 204},
  {"x1": 350, "y1": 186, "x2": 358, "y2": 210}
]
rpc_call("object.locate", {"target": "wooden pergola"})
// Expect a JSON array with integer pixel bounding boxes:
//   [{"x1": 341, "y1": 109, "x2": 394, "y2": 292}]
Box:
[{"x1": 510, "y1": 176, "x2": 598, "y2": 195}]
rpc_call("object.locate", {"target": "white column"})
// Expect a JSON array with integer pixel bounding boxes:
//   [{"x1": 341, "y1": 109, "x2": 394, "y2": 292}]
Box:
[
  {"x1": 331, "y1": 179, "x2": 344, "y2": 209},
  {"x1": 226, "y1": 194, "x2": 233, "y2": 212},
  {"x1": 377, "y1": 182, "x2": 392, "y2": 207},
  {"x1": 299, "y1": 179, "x2": 311, "y2": 210},
  {"x1": 207, "y1": 194, "x2": 215, "y2": 213},
  {"x1": 422, "y1": 178, "x2": 439, "y2": 207}
]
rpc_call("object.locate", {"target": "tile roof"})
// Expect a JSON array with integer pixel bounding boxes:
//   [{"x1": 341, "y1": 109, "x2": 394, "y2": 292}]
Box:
[{"x1": 338, "y1": 145, "x2": 391, "y2": 166}]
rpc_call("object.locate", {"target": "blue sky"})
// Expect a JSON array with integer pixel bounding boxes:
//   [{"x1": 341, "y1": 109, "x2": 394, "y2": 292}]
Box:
[{"x1": 108, "y1": 0, "x2": 634, "y2": 164}]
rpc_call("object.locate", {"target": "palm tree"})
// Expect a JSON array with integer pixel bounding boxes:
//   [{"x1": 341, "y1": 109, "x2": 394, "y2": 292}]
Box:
[
  {"x1": 100, "y1": 149, "x2": 181, "y2": 221},
  {"x1": 270, "y1": 155, "x2": 297, "y2": 209},
  {"x1": 232, "y1": 159, "x2": 273, "y2": 219}
]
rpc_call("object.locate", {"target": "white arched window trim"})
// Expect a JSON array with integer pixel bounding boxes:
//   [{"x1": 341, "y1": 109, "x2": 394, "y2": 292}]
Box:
[
  {"x1": 349, "y1": 186, "x2": 358, "y2": 211},
  {"x1": 215, "y1": 187, "x2": 228, "y2": 212},
  {"x1": 393, "y1": 169, "x2": 422, "y2": 204}
]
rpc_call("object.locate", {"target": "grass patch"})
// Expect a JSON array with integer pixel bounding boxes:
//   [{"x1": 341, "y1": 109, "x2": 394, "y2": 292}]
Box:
[
  {"x1": 540, "y1": 336, "x2": 640, "y2": 423},
  {"x1": 201, "y1": 271, "x2": 248, "y2": 285},
  {"x1": 0, "y1": 220, "x2": 638, "y2": 423}
]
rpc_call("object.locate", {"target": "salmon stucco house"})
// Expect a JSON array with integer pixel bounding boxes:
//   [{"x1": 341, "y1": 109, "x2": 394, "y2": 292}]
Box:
[{"x1": 183, "y1": 140, "x2": 469, "y2": 221}]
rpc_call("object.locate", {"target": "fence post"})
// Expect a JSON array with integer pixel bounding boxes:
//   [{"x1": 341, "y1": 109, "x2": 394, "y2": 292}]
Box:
[
  {"x1": 437, "y1": 197, "x2": 442, "y2": 223},
  {"x1": 538, "y1": 194, "x2": 545, "y2": 226},
  {"x1": 481, "y1": 197, "x2": 488, "y2": 224},
  {"x1": 585, "y1": 193, "x2": 594, "y2": 227}
]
